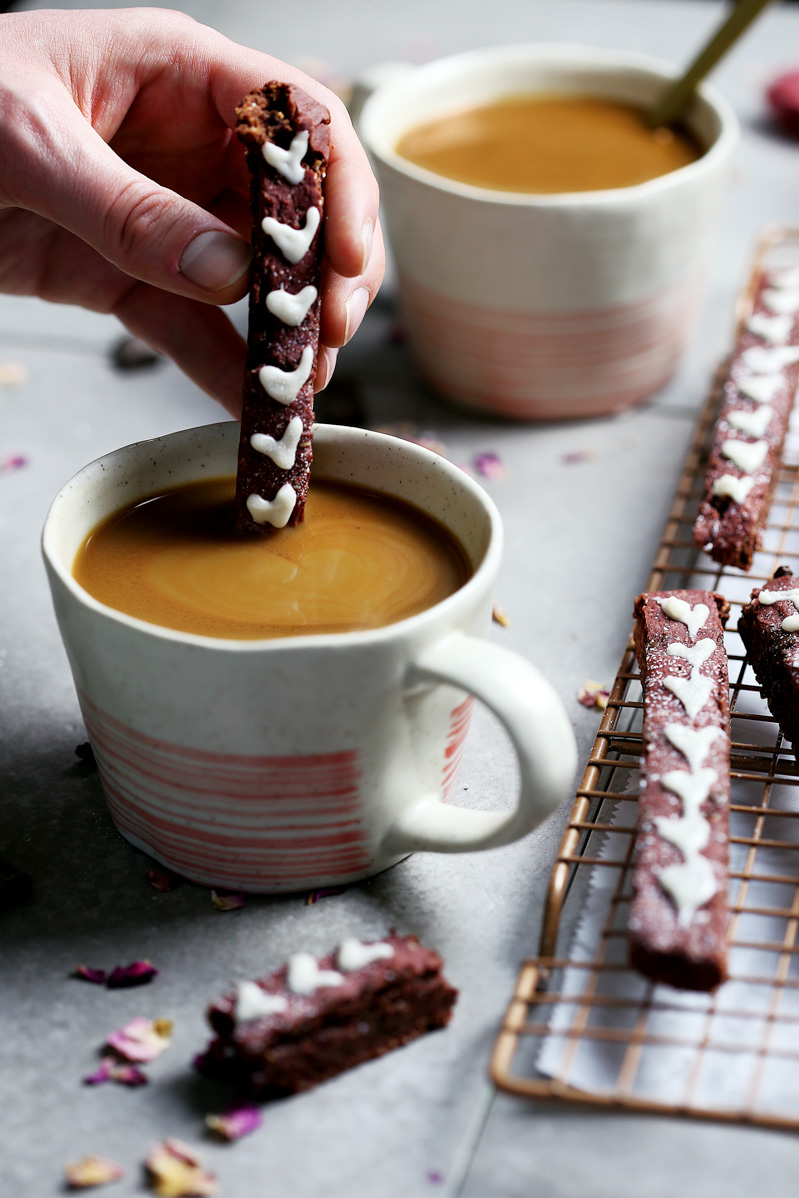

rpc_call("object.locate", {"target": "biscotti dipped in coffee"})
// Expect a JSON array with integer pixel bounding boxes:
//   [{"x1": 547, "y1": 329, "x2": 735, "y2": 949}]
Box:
[
  {"x1": 234, "y1": 82, "x2": 330, "y2": 534},
  {"x1": 629, "y1": 591, "x2": 731, "y2": 991},
  {"x1": 739, "y1": 565, "x2": 799, "y2": 756},
  {"x1": 693, "y1": 267, "x2": 799, "y2": 570},
  {"x1": 199, "y1": 934, "x2": 457, "y2": 1097}
]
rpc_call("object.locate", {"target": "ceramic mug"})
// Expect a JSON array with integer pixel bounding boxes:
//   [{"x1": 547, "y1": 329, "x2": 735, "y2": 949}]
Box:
[
  {"x1": 42, "y1": 422, "x2": 577, "y2": 892},
  {"x1": 359, "y1": 43, "x2": 738, "y2": 420}
]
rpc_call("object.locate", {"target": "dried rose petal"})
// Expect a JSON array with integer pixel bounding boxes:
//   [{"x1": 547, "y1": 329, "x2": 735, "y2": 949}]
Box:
[
  {"x1": 74, "y1": 741, "x2": 96, "y2": 766},
  {"x1": 145, "y1": 1139, "x2": 217, "y2": 1197},
  {"x1": 210, "y1": 890, "x2": 246, "y2": 911},
  {"x1": 73, "y1": 965, "x2": 108, "y2": 985},
  {"x1": 1, "y1": 453, "x2": 28, "y2": 470},
  {"x1": 205, "y1": 1104, "x2": 262, "y2": 1142},
  {"x1": 146, "y1": 868, "x2": 183, "y2": 892},
  {"x1": 65, "y1": 1155, "x2": 125, "y2": 1188},
  {"x1": 106, "y1": 960, "x2": 159, "y2": 989},
  {"x1": 561, "y1": 449, "x2": 595, "y2": 465},
  {"x1": 492, "y1": 605, "x2": 510, "y2": 628},
  {"x1": 427, "y1": 1169, "x2": 445, "y2": 1184},
  {"x1": 0, "y1": 361, "x2": 28, "y2": 388},
  {"x1": 106, "y1": 1016, "x2": 172, "y2": 1063},
  {"x1": 109, "y1": 1062, "x2": 149, "y2": 1086},
  {"x1": 577, "y1": 679, "x2": 611, "y2": 710},
  {"x1": 305, "y1": 885, "x2": 348, "y2": 906},
  {"x1": 83, "y1": 1057, "x2": 114, "y2": 1086},
  {"x1": 472, "y1": 451, "x2": 506, "y2": 480}
]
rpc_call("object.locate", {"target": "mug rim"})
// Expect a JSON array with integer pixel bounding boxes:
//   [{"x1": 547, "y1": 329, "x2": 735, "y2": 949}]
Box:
[
  {"x1": 42, "y1": 421, "x2": 503, "y2": 653},
  {"x1": 359, "y1": 41, "x2": 739, "y2": 207}
]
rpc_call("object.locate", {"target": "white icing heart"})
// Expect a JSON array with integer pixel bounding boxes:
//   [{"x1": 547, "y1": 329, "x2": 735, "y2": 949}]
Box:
[
  {"x1": 712, "y1": 474, "x2": 754, "y2": 504},
  {"x1": 266, "y1": 285, "x2": 318, "y2": 327},
  {"x1": 666, "y1": 639, "x2": 715, "y2": 669},
  {"x1": 262, "y1": 207, "x2": 321, "y2": 264},
  {"x1": 747, "y1": 312, "x2": 793, "y2": 344},
  {"x1": 664, "y1": 724, "x2": 721, "y2": 774},
  {"x1": 246, "y1": 483, "x2": 296, "y2": 528},
  {"x1": 769, "y1": 267, "x2": 799, "y2": 289},
  {"x1": 761, "y1": 287, "x2": 799, "y2": 315},
  {"x1": 721, "y1": 438, "x2": 768, "y2": 474},
  {"x1": 727, "y1": 406, "x2": 773, "y2": 438},
  {"x1": 259, "y1": 344, "x2": 314, "y2": 404},
  {"x1": 655, "y1": 596, "x2": 709, "y2": 640},
  {"x1": 337, "y1": 938, "x2": 394, "y2": 971},
  {"x1": 738, "y1": 374, "x2": 782, "y2": 404},
  {"x1": 664, "y1": 673, "x2": 714, "y2": 720},
  {"x1": 235, "y1": 980, "x2": 288, "y2": 1022},
  {"x1": 250, "y1": 416, "x2": 303, "y2": 470},
  {"x1": 655, "y1": 812, "x2": 710, "y2": 858},
  {"x1": 262, "y1": 130, "x2": 309, "y2": 185},
  {"x1": 658, "y1": 855, "x2": 718, "y2": 927},
  {"x1": 662, "y1": 767, "x2": 718, "y2": 811},
  {"x1": 287, "y1": 952, "x2": 344, "y2": 995},
  {"x1": 741, "y1": 345, "x2": 799, "y2": 374},
  {"x1": 757, "y1": 587, "x2": 799, "y2": 632}
]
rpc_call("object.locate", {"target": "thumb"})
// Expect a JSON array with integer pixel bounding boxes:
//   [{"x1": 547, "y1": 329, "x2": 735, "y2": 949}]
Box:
[{"x1": 9, "y1": 89, "x2": 252, "y2": 302}]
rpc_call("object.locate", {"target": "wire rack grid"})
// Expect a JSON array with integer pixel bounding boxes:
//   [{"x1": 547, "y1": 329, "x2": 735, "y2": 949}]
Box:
[{"x1": 491, "y1": 228, "x2": 799, "y2": 1130}]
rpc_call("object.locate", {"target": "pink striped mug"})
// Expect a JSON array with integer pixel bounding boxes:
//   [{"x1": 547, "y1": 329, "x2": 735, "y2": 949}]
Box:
[
  {"x1": 42, "y1": 422, "x2": 576, "y2": 892},
  {"x1": 360, "y1": 44, "x2": 737, "y2": 420}
]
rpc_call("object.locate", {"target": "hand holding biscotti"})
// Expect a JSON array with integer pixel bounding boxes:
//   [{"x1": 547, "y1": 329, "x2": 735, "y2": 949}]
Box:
[{"x1": 0, "y1": 8, "x2": 384, "y2": 412}]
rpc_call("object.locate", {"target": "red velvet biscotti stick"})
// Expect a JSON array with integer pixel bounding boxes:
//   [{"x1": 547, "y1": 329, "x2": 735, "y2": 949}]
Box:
[
  {"x1": 629, "y1": 590, "x2": 731, "y2": 991},
  {"x1": 234, "y1": 83, "x2": 331, "y2": 534},
  {"x1": 694, "y1": 266, "x2": 799, "y2": 570},
  {"x1": 739, "y1": 565, "x2": 799, "y2": 757}
]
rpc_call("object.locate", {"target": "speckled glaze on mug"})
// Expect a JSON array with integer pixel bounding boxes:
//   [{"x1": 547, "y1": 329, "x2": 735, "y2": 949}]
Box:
[
  {"x1": 42, "y1": 422, "x2": 577, "y2": 892},
  {"x1": 360, "y1": 44, "x2": 738, "y2": 420}
]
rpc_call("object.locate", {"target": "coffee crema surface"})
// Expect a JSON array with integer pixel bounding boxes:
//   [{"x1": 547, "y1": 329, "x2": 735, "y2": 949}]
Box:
[
  {"x1": 395, "y1": 93, "x2": 703, "y2": 193},
  {"x1": 73, "y1": 477, "x2": 471, "y2": 640}
]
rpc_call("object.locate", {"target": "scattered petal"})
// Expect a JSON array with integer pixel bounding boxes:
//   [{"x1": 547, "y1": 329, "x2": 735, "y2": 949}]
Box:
[
  {"x1": 492, "y1": 605, "x2": 511, "y2": 628},
  {"x1": 106, "y1": 960, "x2": 159, "y2": 989},
  {"x1": 577, "y1": 679, "x2": 611, "y2": 710},
  {"x1": 146, "y1": 868, "x2": 183, "y2": 892},
  {"x1": 83, "y1": 1057, "x2": 114, "y2": 1086},
  {"x1": 73, "y1": 965, "x2": 108, "y2": 985},
  {"x1": 106, "y1": 1016, "x2": 172, "y2": 1063},
  {"x1": 211, "y1": 890, "x2": 246, "y2": 911},
  {"x1": 75, "y1": 742, "x2": 96, "y2": 766},
  {"x1": 472, "y1": 451, "x2": 506, "y2": 480},
  {"x1": 561, "y1": 449, "x2": 595, "y2": 465},
  {"x1": 145, "y1": 1140, "x2": 217, "y2": 1198},
  {"x1": 205, "y1": 1104, "x2": 262, "y2": 1142},
  {"x1": 1, "y1": 454, "x2": 28, "y2": 470},
  {"x1": 0, "y1": 361, "x2": 28, "y2": 387},
  {"x1": 65, "y1": 1156, "x2": 125, "y2": 1188},
  {"x1": 427, "y1": 1169, "x2": 446, "y2": 1184},
  {"x1": 108, "y1": 1062, "x2": 149, "y2": 1087},
  {"x1": 305, "y1": 885, "x2": 349, "y2": 905}
]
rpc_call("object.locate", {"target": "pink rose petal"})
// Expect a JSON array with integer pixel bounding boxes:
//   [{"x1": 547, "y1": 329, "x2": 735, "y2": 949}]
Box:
[
  {"x1": 83, "y1": 1057, "x2": 115, "y2": 1086},
  {"x1": 492, "y1": 605, "x2": 510, "y2": 628},
  {"x1": 577, "y1": 679, "x2": 611, "y2": 710},
  {"x1": 65, "y1": 1155, "x2": 125, "y2": 1188},
  {"x1": 73, "y1": 965, "x2": 108, "y2": 985},
  {"x1": 106, "y1": 1017, "x2": 172, "y2": 1063},
  {"x1": 205, "y1": 1104, "x2": 262, "y2": 1141},
  {"x1": 106, "y1": 960, "x2": 159, "y2": 989},
  {"x1": 145, "y1": 1139, "x2": 217, "y2": 1197},
  {"x1": 210, "y1": 890, "x2": 246, "y2": 911},
  {"x1": 561, "y1": 449, "x2": 595, "y2": 465},
  {"x1": 305, "y1": 885, "x2": 348, "y2": 906},
  {"x1": 1, "y1": 453, "x2": 29, "y2": 470},
  {"x1": 472, "y1": 451, "x2": 506, "y2": 480}
]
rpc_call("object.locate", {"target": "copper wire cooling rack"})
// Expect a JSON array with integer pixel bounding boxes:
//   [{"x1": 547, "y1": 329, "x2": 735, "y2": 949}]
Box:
[{"x1": 491, "y1": 228, "x2": 799, "y2": 1129}]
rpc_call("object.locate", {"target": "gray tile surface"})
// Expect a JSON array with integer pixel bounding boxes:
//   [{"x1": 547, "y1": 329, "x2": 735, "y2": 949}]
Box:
[{"x1": 4, "y1": 0, "x2": 799, "y2": 1194}]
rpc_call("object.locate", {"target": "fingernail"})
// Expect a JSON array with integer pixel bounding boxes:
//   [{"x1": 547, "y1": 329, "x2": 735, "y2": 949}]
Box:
[
  {"x1": 359, "y1": 219, "x2": 374, "y2": 274},
  {"x1": 344, "y1": 288, "x2": 370, "y2": 344},
  {"x1": 179, "y1": 230, "x2": 251, "y2": 291},
  {"x1": 315, "y1": 347, "x2": 338, "y2": 392}
]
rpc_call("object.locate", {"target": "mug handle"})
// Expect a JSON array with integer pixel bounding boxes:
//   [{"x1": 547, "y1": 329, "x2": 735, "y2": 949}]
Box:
[{"x1": 383, "y1": 632, "x2": 578, "y2": 855}]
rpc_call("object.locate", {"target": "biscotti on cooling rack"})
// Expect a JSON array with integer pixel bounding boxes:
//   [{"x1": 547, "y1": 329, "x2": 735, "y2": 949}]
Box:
[
  {"x1": 739, "y1": 565, "x2": 799, "y2": 757},
  {"x1": 629, "y1": 590, "x2": 731, "y2": 991},
  {"x1": 694, "y1": 267, "x2": 799, "y2": 570}
]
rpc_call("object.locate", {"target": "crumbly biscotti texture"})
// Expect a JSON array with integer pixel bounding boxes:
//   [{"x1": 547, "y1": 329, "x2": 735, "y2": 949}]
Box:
[
  {"x1": 199, "y1": 934, "x2": 457, "y2": 1097},
  {"x1": 693, "y1": 271, "x2": 799, "y2": 570},
  {"x1": 234, "y1": 82, "x2": 330, "y2": 534},
  {"x1": 629, "y1": 590, "x2": 730, "y2": 991},
  {"x1": 739, "y1": 566, "x2": 799, "y2": 756}
]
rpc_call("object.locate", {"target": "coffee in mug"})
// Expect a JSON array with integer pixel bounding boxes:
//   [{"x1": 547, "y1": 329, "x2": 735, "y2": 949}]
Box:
[{"x1": 73, "y1": 477, "x2": 470, "y2": 640}]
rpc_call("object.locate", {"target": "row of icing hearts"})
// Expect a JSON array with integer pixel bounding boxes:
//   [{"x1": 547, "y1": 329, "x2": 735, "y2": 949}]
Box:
[
  {"x1": 714, "y1": 266, "x2": 799, "y2": 506},
  {"x1": 653, "y1": 597, "x2": 724, "y2": 926},
  {"x1": 246, "y1": 131, "x2": 320, "y2": 528}
]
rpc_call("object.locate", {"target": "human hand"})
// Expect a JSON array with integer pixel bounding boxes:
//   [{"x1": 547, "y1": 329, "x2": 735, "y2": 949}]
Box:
[{"x1": 0, "y1": 7, "x2": 384, "y2": 414}]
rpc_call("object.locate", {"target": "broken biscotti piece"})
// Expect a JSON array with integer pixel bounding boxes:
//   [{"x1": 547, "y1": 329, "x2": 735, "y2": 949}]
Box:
[
  {"x1": 234, "y1": 82, "x2": 331, "y2": 533},
  {"x1": 693, "y1": 266, "x2": 799, "y2": 570},
  {"x1": 739, "y1": 565, "x2": 799, "y2": 757},
  {"x1": 629, "y1": 591, "x2": 731, "y2": 991},
  {"x1": 199, "y1": 933, "x2": 457, "y2": 1097}
]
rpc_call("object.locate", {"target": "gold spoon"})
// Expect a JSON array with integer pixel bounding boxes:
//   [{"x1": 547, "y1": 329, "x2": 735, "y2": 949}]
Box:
[{"x1": 648, "y1": 0, "x2": 776, "y2": 128}]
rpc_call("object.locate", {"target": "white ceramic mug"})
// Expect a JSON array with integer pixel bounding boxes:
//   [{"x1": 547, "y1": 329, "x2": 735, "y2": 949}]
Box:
[
  {"x1": 42, "y1": 423, "x2": 577, "y2": 892},
  {"x1": 359, "y1": 43, "x2": 738, "y2": 420}
]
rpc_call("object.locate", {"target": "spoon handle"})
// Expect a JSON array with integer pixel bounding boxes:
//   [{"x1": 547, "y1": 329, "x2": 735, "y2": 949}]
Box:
[{"x1": 649, "y1": 0, "x2": 775, "y2": 128}]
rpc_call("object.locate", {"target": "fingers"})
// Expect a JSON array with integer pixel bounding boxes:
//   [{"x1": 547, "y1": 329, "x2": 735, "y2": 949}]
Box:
[{"x1": 319, "y1": 217, "x2": 386, "y2": 348}]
